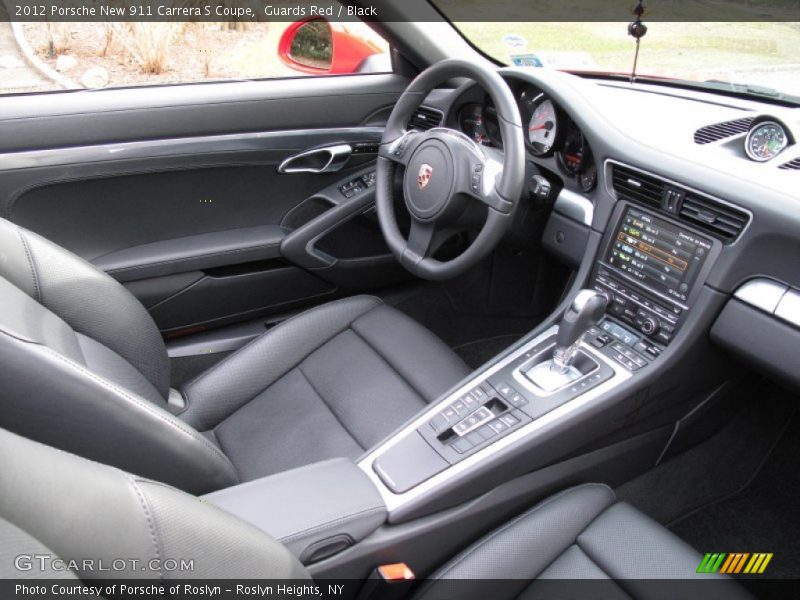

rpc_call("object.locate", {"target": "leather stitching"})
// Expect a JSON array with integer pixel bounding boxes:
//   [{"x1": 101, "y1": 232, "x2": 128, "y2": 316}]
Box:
[
  {"x1": 34, "y1": 342, "x2": 237, "y2": 476},
  {"x1": 350, "y1": 324, "x2": 429, "y2": 404},
  {"x1": 278, "y1": 506, "x2": 386, "y2": 543},
  {"x1": 16, "y1": 229, "x2": 41, "y2": 302},
  {"x1": 427, "y1": 484, "x2": 615, "y2": 582},
  {"x1": 126, "y1": 476, "x2": 164, "y2": 580},
  {"x1": 296, "y1": 364, "x2": 366, "y2": 451}
]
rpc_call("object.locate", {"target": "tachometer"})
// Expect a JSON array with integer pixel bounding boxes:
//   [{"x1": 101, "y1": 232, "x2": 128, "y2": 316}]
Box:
[
  {"x1": 558, "y1": 126, "x2": 587, "y2": 175},
  {"x1": 745, "y1": 120, "x2": 789, "y2": 162},
  {"x1": 458, "y1": 104, "x2": 489, "y2": 145},
  {"x1": 528, "y1": 98, "x2": 558, "y2": 156}
]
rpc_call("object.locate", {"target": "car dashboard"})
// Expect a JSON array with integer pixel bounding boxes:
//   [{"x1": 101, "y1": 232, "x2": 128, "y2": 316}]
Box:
[{"x1": 417, "y1": 67, "x2": 800, "y2": 390}]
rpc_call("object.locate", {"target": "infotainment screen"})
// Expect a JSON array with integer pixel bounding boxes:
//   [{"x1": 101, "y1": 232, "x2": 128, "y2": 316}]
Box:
[{"x1": 605, "y1": 207, "x2": 712, "y2": 304}]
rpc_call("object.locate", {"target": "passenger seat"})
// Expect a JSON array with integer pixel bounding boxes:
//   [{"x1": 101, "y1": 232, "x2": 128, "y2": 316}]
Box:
[{"x1": 0, "y1": 428, "x2": 750, "y2": 598}]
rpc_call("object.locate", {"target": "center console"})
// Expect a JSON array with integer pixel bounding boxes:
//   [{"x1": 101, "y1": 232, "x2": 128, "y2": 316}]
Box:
[
  {"x1": 360, "y1": 200, "x2": 723, "y2": 519},
  {"x1": 589, "y1": 204, "x2": 717, "y2": 368}
]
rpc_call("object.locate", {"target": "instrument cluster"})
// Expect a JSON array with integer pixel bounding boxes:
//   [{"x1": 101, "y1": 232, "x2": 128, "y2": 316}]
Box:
[{"x1": 457, "y1": 84, "x2": 597, "y2": 192}]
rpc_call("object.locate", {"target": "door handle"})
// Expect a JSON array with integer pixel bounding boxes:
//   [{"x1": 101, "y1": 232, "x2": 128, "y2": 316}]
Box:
[{"x1": 278, "y1": 144, "x2": 352, "y2": 174}]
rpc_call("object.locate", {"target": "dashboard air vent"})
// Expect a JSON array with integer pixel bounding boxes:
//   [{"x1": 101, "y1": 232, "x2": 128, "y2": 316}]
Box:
[
  {"x1": 611, "y1": 165, "x2": 665, "y2": 209},
  {"x1": 679, "y1": 192, "x2": 749, "y2": 242},
  {"x1": 778, "y1": 157, "x2": 800, "y2": 170},
  {"x1": 408, "y1": 106, "x2": 443, "y2": 131},
  {"x1": 693, "y1": 117, "x2": 753, "y2": 144}
]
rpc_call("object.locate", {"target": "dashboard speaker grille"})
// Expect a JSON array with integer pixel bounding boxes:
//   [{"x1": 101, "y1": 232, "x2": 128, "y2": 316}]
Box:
[
  {"x1": 408, "y1": 106, "x2": 444, "y2": 131},
  {"x1": 611, "y1": 165, "x2": 665, "y2": 209},
  {"x1": 778, "y1": 157, "x2": 800, "y2": 170},
  {"x1": 679, "y1": 192, "x2": 749, "y2": 242},
  {"x1": 694, "y1": 117, "x2": 753, "y2": 144}
]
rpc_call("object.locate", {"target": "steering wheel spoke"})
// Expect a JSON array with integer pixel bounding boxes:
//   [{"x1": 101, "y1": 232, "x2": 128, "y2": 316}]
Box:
[
  {"x1": 405, "y1": 220, "x2": 439, "y2": 261},
  {"x1": 379, "y1": 131, "x2": 424, "y2": 168},
  {"x1": 456, "y1": 151, "x2": 515, "y2": 214}
]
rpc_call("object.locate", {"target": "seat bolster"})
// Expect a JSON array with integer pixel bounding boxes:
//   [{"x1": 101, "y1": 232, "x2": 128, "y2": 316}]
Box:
[
  {"x1": 2, "y1": 221, "x2": 171, "y2": 398},
  {"x1": 420, "y1": 484, "x2": 616, "y2": 586},
  {"x1": 352, "y1": 304, "x2": 470, "y2": 403},
  {"x1": 578, "y1": 503, "x2": 753, "y2": 599},
  {"x1": 0, "y1": 429, "x2": 307, "y2": 581},
  {"x1": 0, "y1": 336, "x2": 238, "y2": 494},
  {"x1": 179, "y1": 295, "x2": 384, "y2": 430}
]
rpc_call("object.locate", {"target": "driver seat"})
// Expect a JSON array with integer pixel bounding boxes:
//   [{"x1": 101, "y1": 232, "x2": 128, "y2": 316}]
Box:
[{"x1": 0, "y1": 218, "x2": 470, "y2": 494}]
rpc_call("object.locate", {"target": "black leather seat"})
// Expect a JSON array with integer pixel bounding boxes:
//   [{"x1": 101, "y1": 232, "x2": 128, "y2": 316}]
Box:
[
  {"x1": 0, "y1": 218, "x2": 469, "y2": 493},
  {"x1": 1, "y1": 427, "x2": 750, "y2": 598},
  {"x1": 414, "y1": 484, "x2": 751, "y2": 600}
]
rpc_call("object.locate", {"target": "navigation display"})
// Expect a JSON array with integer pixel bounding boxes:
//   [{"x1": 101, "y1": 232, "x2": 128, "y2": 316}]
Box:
[{"x1": 605, "y1": 207, "x2": 712, "y2": 303}]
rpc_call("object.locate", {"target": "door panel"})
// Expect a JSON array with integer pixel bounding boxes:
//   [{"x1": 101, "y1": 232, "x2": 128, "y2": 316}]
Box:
[{"x1": 0, "y1": 74, "x2": 411, "y2": 333}]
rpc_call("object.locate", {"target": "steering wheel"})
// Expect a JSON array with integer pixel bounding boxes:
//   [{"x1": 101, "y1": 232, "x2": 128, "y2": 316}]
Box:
[{"x1": 376, "y1": 59, "x2": 525, "y2": 281}]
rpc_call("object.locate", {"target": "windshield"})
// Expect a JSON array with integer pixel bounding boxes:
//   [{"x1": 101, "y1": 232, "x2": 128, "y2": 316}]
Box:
[{"x1": 435, "y1": 17, "x2": 800, "y2": 100}]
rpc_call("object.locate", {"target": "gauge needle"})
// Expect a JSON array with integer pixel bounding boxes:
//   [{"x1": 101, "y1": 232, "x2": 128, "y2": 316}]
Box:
[{"x1": 529, "y1": 122, "x2": 554, "y2": 132}]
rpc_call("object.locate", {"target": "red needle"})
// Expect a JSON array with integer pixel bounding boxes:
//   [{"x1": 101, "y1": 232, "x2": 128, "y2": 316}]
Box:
[{"x1": 529, "y1": 124, "x2": 550, "y2": 132}]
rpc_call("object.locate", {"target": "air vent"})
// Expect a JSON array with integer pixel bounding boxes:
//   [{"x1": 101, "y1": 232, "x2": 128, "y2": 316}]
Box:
[
  {"x1": 779, "y1": 157, "x2": 800, "y2": 170},
  {"x1": 694, "y1": 117, "x2": 753, "y2": 144},
  {"x1": 408, "y1": 106, "x2": 443, "y2": 131},
  {"x1": 611, "y1": 165, "x2": 665, "y2": 209},
  {"x1": 679, "y1": 192, "x2": 749, "y2": 242}
]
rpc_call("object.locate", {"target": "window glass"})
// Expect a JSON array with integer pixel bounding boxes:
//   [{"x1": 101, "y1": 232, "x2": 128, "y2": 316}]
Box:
[{"x1": 1, "y1": 19, "x2": 389, "y2": 94}]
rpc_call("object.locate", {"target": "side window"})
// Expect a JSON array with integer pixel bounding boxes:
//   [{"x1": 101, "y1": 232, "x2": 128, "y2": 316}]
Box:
[{"x1": 2, "y1": 17, "x2": 390, "y2": 95}]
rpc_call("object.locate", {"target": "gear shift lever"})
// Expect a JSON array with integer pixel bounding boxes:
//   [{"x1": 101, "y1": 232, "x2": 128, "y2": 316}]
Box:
[{"x1": 552, "y1": 289, "x2": 608, "y2": 373}]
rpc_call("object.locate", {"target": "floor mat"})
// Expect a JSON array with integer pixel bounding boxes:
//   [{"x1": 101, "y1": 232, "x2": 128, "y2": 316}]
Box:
[
  {"x1": 671, "y1": 408, "x2": 800, "y2": 579},
  {"x1": 616, "y1": 383, "x2": 795, "y2": 526}
]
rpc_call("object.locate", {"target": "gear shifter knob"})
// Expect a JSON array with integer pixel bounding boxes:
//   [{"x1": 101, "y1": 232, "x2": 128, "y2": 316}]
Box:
[{"x1": 552, "y1": 289, "x2": 608, "y2": 372}]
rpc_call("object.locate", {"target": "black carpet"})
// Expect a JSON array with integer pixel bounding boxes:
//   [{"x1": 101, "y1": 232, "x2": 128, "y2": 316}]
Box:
[
  {"x1": 671, "y1": 408, "x2": 800, "y2": 579},
  {"x1": 616, "y1": 383, "x2": 795, "y2": 527}
]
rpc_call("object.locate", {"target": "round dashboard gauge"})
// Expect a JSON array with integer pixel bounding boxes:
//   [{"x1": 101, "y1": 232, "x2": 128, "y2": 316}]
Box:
[
  {"x1": 558, "y1": 126, "x2": 587, "y2": 175},
  {"x1": 528, "y1": 98, "x2": 559, "y2": 156},
  {"x1": 745, "y1": 120, "x2": 789, "y2": 162}
]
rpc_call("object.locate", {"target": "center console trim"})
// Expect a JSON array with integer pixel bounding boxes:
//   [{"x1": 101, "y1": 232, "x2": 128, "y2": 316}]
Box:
[{"x1": 358, "y1": 325, "x2": 631, "y2": 513}]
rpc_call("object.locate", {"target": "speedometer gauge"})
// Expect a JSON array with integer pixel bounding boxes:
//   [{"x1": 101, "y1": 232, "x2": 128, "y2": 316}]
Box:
[
  {"x1": 528, "y1": 98, "x2": 558, "y2": 156},
  {"x1": 745, "y1": 120, "x2": 789, "y2": 162}
]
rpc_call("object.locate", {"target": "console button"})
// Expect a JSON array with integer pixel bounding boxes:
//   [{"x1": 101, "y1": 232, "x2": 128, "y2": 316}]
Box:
[
  {"x1": 451, "y1": 438, "x2": 473, "y2": 454},
  {"x1": 471, "y1": 386, "x2": 488, "y2": 403},
  {"x1": 494, "y1": 381, "x2": 515, "y2": 399},
  {"x1": 441, "y1": 406, "x2": 458, "y2": 421},
  {"x1": 499, "y1": 414, "x2": 518, "y2": 428},
  {"x1": 655, "y1": 330, "x2": 672, "y2": 344},
  {"x1": 452, "y1": 399, "x2": 467, "y2": 415},
  {"x1": 506, "y1": 392, "x2": 528, "y2": 408},
  {"x1": 452, "y1": 406, "x2": 494, "y2": 437},
  {"x1": 465, "y1": 432, "x2": 484, "y2": 446},
  {"x1": 488, "y1": 420, "x2": 510, "y2": 434},
  {"x1": 476, "y1": 424, "x2": 497, "y2": 440},
  {"x1": 462, "y1": 394, "x2": 479, "y2": 411},
  {"x1": 640, "y1": 317, "x2": 659, "y2": 336},
  {"x1": 430, "y1": 414, "x2": 449, "y2": 434}
]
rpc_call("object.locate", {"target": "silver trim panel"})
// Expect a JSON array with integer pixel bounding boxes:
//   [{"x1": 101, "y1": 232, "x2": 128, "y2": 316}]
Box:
[
  {"x1": 278, "y1": 144, "x2": 353, "y2": 174},
  {"x1": 734, "y1": 278, "x2": 788, "y2": 314},
  {"x1": 553, "y1": 188, "x2": 594, "y2": 226},
  {"x1": 358, "y1": 325, "x2": 631, "y2": 514},
  {"x1": 0, "y1": 127, "x2": 384, "y2": 171},
  {"x1": 734, "y1": 277, "x2": 800, "y2": 330},
  {"x1": 775, "y1": 289, "x2": 800, "y2": 329}
]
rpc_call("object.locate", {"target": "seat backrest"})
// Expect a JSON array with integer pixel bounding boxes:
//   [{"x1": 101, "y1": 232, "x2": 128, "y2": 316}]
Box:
[
  {"x1": 0, "y1": 428, "x2": 307, "y2": 581},
  {"x1": 0, "y1": 218, "x2": 237, "y2": 493}
]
